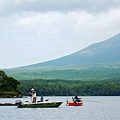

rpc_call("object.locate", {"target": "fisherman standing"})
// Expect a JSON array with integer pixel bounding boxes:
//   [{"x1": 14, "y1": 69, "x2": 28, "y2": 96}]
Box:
[{"x1": 29, "y1": 88, "x2": 36, "y2": 103}]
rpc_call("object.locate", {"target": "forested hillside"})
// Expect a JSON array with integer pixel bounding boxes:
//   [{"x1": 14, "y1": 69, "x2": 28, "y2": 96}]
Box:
[
  {"x1": 19, "y1": 79, "x2": 120, "y2": 96},
  {"x1": 5, "y1": 63, "x2": 120, "y2": 81},
  {"x1": 2, "y1": 39, "x2": 120, "y2": 96}
]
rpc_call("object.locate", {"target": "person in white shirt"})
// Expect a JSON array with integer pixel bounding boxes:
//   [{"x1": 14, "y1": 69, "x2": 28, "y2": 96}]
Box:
[{"x1": 29, "y1": 88, "x2": 36, "y2": 103}]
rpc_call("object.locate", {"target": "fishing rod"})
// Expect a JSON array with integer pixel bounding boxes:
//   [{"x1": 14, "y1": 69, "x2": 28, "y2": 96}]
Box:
[{"x1": 66, "y1": 88, "x2": 68, "y2": 106}]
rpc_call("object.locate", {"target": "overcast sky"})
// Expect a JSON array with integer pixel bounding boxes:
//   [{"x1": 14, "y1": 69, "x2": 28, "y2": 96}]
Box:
[{"x1": 0, "y1": 0, "x2": 120, "y2": 69}]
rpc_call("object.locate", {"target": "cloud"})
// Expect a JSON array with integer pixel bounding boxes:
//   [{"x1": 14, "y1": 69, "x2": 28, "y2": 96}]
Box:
[
  {"x1": 0, "y1": 0, "x2": 120, "y2": 68},
  {"x1": 10, "y1": 7, "x2": 120, "y2": 42},
  {"x1": 1, "y1": 0, "x2": 120, "y2": 17}
]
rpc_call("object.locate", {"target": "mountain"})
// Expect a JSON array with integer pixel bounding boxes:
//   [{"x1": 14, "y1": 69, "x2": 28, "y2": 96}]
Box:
[
  {"x1": 4, "y1": 33, "x2": 120, "y2": 81},
  {"x1": 26, "y1": 33, "x2": 120, "y2": 67}
]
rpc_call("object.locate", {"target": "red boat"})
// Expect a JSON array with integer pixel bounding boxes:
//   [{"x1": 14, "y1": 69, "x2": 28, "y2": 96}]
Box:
[{"x1": 67, "y1": 97, "x2": 83, "y2": 106}]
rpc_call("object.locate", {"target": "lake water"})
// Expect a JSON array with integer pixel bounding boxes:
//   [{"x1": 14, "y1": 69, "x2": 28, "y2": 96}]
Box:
[{"x1": 0, "y1": 96, "x2": 120, "y2": 120}]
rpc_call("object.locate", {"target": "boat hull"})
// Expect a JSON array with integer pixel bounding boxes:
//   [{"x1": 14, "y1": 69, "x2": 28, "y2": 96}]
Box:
[
  {"x1": 17, "y1": 101, "x2": 63, "y2": 108},
  {"x1": 67, "y1": 101, "x2": 83, "y2": 106}
]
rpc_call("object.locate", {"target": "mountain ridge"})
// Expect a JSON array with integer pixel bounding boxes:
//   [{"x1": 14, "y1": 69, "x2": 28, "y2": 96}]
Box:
[
  {"x1": 4, "y1": 33, "x2": 120, "y2": 81},
  {"x1": 25, "y1": 33, "x2": 120, "y2": 67}
]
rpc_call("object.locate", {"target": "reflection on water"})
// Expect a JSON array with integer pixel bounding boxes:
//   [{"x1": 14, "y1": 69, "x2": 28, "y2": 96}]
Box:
[{"x1": 0, "y1": 96, "x2": 120, "y2": 120}]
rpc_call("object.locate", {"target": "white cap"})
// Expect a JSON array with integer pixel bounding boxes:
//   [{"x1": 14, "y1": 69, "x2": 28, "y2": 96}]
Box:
[{"x1": 31, "y1": 88, "x2": 34, "y2": 91}]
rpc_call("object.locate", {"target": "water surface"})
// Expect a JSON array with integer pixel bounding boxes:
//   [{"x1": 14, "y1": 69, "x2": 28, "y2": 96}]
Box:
[{"x1": 0, "y1": 96, "x2": 120, "y2": 120}]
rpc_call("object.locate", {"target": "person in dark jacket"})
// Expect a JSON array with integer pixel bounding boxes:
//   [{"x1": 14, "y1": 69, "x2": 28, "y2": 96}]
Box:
[{"x1": 74, "y1": 94, "x2": 81, "y2": 102}]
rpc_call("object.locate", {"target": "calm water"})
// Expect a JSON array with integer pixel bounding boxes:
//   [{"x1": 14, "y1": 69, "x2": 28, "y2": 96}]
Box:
[{"x1": 0, "y1": 96, "x2": 120, "y2": 120}]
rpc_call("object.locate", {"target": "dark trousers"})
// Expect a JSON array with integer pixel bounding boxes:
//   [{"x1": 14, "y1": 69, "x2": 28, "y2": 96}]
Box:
[{"x1": 33, "y1": 97, "x2": 36, "y2": 103}]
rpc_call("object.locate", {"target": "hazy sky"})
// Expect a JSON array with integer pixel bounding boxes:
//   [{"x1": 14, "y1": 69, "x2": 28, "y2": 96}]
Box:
[{"x1": 0, "y1": 0, "x2": 120, "y2": 69}]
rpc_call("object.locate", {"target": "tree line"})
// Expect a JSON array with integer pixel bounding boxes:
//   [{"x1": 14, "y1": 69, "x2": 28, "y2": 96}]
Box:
[
  {"x1": 0, "y1": 71, "x2": 22, "y2": 98},
  {"x1": 1, "y1": 70, "x2": 120, "y2": 97},
  {"x1": 18, "y1": 79, "x2": 120, "y2": 96}
]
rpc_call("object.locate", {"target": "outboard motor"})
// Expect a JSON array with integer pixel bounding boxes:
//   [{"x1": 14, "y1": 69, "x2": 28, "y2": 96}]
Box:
[{"x1": 15, "y1": 100, "x2": 22, "y2": 108}]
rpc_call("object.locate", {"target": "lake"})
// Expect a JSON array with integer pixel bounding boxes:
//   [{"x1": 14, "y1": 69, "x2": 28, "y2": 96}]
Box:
[{"x1": 0, "y1": 96, "x2": 120, "y2": 120}]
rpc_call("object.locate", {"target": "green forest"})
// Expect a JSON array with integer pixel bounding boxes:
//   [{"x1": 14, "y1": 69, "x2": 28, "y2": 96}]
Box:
[
  {"x1": 18, "y1": 79, "x2": 120, "y2": 96},
  {"x1": 0, "y1": 71, "x2": 22, "y2": 98},
  {"x1": 1, "y1": 70, "x2": 120, "y2": 97},
  {"x1": 4, "y1": 63, "x2": 120, "y2": 81}
]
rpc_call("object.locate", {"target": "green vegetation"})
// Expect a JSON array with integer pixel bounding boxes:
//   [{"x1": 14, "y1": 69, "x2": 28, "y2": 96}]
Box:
[
  {"x1": 0, "y1": 71, "x2": 22, "y2": 98},
  {"x1": 3, "y1": 63, "x2": 120, "y2": 96},
  {"x1": 4, "y1": 63, "x2": 120, "y2": 81},
  {"x1": 19, "y1": 79, "x2": 120, "y2": 96}
]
